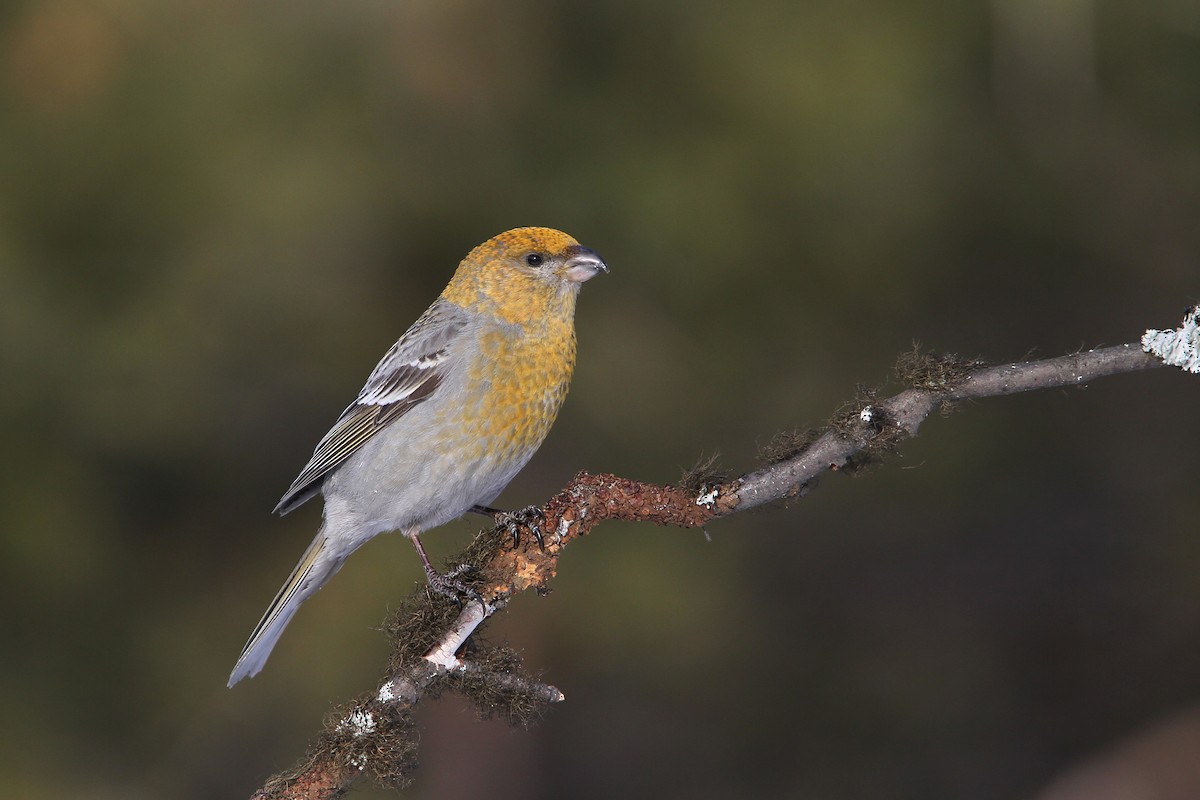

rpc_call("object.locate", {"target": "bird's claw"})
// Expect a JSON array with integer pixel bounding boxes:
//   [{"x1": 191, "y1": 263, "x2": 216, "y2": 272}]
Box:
[
  {"x1": 424, "y1": 563, "x2": 483, "y2": 606},
  {"x1": 496, "y1": 505, "x2": 547, "y2": 550}
]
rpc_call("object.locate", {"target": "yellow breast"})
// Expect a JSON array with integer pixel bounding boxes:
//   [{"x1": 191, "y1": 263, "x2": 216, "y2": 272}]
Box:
[{"x1": 462, "y1": 315, "x2": 577, "y2": 462}]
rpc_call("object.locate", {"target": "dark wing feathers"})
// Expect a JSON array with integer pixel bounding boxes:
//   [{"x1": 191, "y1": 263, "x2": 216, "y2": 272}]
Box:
[{"x1": 273, "y1": 300, "x2": 467, "y2": 515}]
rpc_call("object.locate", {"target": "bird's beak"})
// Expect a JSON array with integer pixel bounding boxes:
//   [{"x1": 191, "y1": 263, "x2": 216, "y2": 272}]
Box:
[{"x1": 563, "y1": 247, "x2": 608, "y2": 283}]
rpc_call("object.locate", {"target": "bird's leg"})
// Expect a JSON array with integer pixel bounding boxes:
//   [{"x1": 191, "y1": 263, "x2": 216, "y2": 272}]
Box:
[
  {"x1": 470, "y1": 504, "x2": 547, "y2": 549},
  {"x1": 408, "y1": 533, "x2": 481, "y2": 605}
]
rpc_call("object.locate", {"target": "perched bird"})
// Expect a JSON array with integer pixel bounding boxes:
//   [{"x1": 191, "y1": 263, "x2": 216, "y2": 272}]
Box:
[{"x1": 228, "y1": 227, "x2": 607, "y2": 686}]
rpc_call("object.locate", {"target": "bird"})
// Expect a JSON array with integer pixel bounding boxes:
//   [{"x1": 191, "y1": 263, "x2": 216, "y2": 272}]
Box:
[{"x1": 228, "y1": 227, "x2": 607, "y2": 686}]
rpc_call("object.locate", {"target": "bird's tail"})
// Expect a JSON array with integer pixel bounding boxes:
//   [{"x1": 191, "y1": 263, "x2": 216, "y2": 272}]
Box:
[{"x1": 228, "y1": 531, "x2": 344, "y2": 687}]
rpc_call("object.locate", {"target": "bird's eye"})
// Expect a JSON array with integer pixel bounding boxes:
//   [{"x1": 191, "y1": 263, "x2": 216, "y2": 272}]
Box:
[{"x1": 525, "y1": 253, "x2": 544, "y2": 267}]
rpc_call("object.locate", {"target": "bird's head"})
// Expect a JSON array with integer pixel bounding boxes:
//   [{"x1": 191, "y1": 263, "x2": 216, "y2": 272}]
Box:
[{"x1": 442, "y1": 227, "x2": 607, "y2": 325}]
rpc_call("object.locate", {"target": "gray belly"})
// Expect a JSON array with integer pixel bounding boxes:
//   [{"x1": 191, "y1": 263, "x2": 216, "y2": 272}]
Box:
[{"x1": 319, "y1": 399, "x2": 538, "y2": 542}]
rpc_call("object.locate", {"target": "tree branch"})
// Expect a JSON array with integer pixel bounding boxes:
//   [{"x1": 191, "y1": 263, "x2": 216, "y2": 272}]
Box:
[
  {"x1": 732, "y1": 343, "x2": 1161, "y2": 511},
  {"x1": 248, "y1": 309, "x2": 1198, "y2": 798}
]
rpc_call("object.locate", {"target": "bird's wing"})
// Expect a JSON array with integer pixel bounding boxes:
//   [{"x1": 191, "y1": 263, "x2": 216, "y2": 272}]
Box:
[{"x1": 274, "y1": 299, "x2": 470, "y2": 514}]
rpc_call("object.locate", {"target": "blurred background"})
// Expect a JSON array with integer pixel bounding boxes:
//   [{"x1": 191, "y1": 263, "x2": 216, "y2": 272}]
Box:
[{"x1": 2, "y1": 0, "x2": 1198, "y2": 797}]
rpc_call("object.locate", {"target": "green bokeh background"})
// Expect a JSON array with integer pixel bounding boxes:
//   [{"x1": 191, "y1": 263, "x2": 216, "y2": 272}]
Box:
[{"x1": 2, "y1": 1, "x2": 1198, "y2": 798}]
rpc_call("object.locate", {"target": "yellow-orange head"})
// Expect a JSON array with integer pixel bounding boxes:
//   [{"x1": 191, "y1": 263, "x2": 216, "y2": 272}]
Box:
[{"x1": 441, "y1": 227, "x2": 607, "y2": 327}]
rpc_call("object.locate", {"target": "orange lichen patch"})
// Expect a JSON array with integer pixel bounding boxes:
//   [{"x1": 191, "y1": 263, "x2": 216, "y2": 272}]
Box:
[
  {"x1": 556, "y1": 472, "x2": 735, "y2": 527},
  {"x1": 256, "y1": 750, "x2": 362, "y2": 799},
  {"x1": 485, "y1": 548, "x2": 556, "y2": 597},
  {"x1": 470, "y1": 474, "x2": 734, "y2": 599},
  {"x1": 477, "y1": 472, "x2": 737, "y2": 600}
]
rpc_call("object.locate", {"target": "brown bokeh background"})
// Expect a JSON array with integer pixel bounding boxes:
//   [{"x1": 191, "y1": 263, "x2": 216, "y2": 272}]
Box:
[{"x1": 2, "y1": 1, "x2": 1198, "y2": 798}]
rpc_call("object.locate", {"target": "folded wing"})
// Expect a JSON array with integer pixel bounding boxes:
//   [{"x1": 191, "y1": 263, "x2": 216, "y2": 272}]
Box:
[{"x1": 274, "y1": 300, "x2": 469, "y2": 514}]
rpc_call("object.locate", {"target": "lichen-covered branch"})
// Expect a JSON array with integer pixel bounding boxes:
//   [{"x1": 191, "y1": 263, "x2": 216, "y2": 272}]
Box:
[
  {"x1": 731, "y1": 342, "x2": 1162, "y2": 512},
  {"x1": 249, "y1": 308, "x2": 1197, "y2": 799}
]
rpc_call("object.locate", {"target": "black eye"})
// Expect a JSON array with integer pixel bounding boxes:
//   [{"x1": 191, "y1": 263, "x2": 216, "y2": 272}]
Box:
[{"x1": 525, "y1": 252, "x2": 544, "y2": 267}]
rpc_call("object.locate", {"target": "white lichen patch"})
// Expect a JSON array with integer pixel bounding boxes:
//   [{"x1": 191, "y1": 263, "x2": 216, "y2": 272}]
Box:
[
  {"x1": 338, "y1": 709, "x2": 376, "y2": 738},
  {"x1": 1143, "y1": 306, "x2": 1200, "y2": 373},
  {"x1": 555, "y1": 516, "x2": 572, "y2": 542}
]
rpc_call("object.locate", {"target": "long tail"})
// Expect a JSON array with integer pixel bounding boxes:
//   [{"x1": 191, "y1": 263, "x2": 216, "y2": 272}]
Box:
[{"x1": 228, "y1": 532, "x2": 344, "y2": 687}]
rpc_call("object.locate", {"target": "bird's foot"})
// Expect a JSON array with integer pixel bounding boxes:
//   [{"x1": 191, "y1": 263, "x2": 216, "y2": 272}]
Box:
[
  {"x1": 470, "y1": 504, "x2": 547, "y2": 548},
  {"x1": 494, "y1": 505, "x2": 546, "y2": 549},
  {"x1": 424, "y1": 563, "x2": 483, "y2": 606}
]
